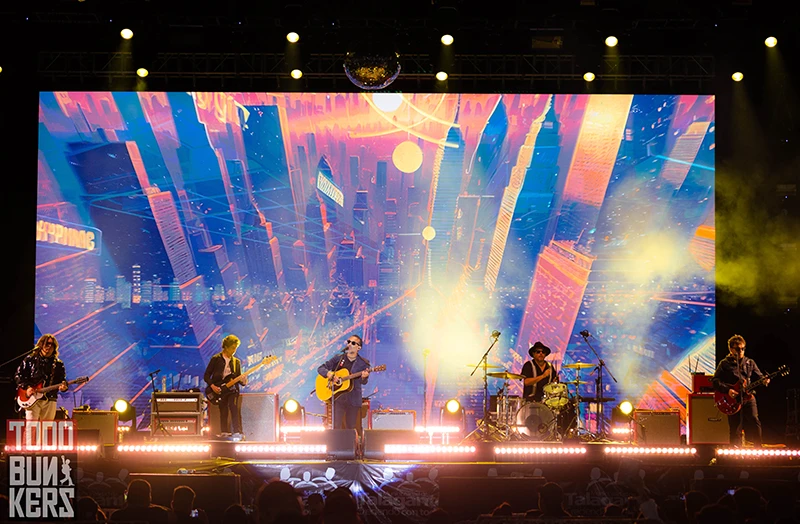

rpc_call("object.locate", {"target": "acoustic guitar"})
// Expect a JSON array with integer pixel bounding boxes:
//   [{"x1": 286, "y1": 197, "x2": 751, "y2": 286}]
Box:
[
  {"x1": 17, "y1": 376, "x2": 89, "y2": 409},
  {"x1": 714, "y1": 365, "x2": 789, "y2": 415},
  {"x1": 315, "y1": 365, "x2": 386, "y2": 402},
  {"x1": 205, "y1": 356, "x2": 278, "y2": 405}
]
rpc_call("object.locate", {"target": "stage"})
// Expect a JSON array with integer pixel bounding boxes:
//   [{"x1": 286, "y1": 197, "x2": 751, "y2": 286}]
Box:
[{"x1": 46, "y1": 438, "x2": 800, "y2": 523}]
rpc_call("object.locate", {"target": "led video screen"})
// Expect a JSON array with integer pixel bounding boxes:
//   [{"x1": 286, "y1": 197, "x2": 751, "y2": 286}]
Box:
[{"x1": 36, "y1": 92, "x2": 715, "y2": 431}]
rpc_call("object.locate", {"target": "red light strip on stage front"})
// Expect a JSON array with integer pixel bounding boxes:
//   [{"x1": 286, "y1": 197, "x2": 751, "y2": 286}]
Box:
[
  {"x1": 235, "y1": 444, "x2": 327, "y2": 454},
  {"x1": 384, "y1": 445, "x2": 476, "y2": 455},
  {"x1": 716, "y1": 448, "x2": 800, "y2": 458},
  {"x1": 4, "y1": 445, "x2": 98, "y2": 453},
  {"x1": 117, "y1": 444, "x2": 211, "y2": 453},
  {"x1": 604, "y1": 446, "x2": 696, "y2": 455},
  {"x1": 494, "y1": 446, "x2": 587, "y2": 455}
]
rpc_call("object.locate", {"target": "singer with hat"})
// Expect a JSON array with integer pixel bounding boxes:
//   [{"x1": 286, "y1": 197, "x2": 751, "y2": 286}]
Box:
[{"x1": 521, "y1": 342, "x2": 554, "y2": 402}]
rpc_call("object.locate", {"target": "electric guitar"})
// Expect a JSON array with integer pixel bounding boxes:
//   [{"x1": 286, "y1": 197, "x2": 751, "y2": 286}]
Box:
[
  {"x1": 205, "y1": 356, "x2": 278, "y2": 405},
  {"x1": 715, "y1": 365, "x2": 790, "y2": 415},
  {"x1": 315, "y1": 364, "x2": 386, "y2": 402},
  {"x1": 16, "y1": 377, "x2": 89, "y2": 409}
]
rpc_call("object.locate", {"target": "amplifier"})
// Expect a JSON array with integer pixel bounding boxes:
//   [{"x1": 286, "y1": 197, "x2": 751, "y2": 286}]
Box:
[
  {"x1": 371, "y1": 409, "x2": 416, "y2": 430},
  {"x1": 152, "y1": 392, "x2": 204, "y2": 413},
  {"x1": 151, "y1": 414, "x2": 202, "y2": 436},
  {"x1": 72, "y1": 411, "x2": 118, "y2": 446},
  {"x1": 688, "y1": 394, "x2": 730, "y2": 445},
  {"x1": 692, "y1": 373, "x2": 715, "y2": 394},
  {"x1": 633, "y1": 409, "x2": 681, "y2": 446}
]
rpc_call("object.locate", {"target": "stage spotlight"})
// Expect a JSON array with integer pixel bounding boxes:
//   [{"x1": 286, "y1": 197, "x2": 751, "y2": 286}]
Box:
[
  {"x1": 0, "y1": 66, "x2": 3, "y2": 74},
  {"x1": 120, "y1": 28, "x2": 133, "y2": 40},
  {"x1": 618, "y1": 400, "x2": 634, "y2": 416},
  {"x1": 765, "y1": 36, "x2": 777, "y2": 48},
  {"x1": 441, "y1": 399, "x2": 465, "y2": 430},
  {"x1": 422, "y1": 226, "x2": 436, "y2": 241},
  {"x1": 605, "y1": 35, "x2": 618, "y2": 47},
  {"x1": 441, "y1": 34, "x2": 454, "y2": 46},
  {"x1": 286, "y1": 32, "x2": 300, "y2": 43},
  {"x1": 281, "y1": 399, "x2": 305, "y2": 425},
  {"x1": 732, "y1": 72, "x2": 744, "y2": 82},
  {"x1": 290, "y1": 69, "x2": 303, "y2": 79},
  {"x1": 436, "y1": 71, "x2": 448, "y2": 81},
  {"x1": 583, "y1": 72, "x2": 596, "y2": 82},
  {"x1": 113, "y1": 399, "x2": 136, "y2": 422},
  {"x1": 136, "y1": 68, "x2": 149, "y2": 78}
]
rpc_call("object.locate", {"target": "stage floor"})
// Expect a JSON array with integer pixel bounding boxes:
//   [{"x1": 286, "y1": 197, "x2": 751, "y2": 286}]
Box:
[{"x1": 62, "y1": 439, "x2": 800, "y2": 523}]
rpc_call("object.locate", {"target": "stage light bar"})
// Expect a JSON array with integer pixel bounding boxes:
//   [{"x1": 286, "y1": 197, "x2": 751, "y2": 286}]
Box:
[
  {"x1": 495, "y1": 446, "x2": 587, "y2": 455},
  {"x1": 235, "y1": 444, "x2": 327, "y2": 455},
  {"x1": 280, "y1": 425, "x2": 326, "y2": 433},
  {"x1": 716, "y1": 448, "x2": 800, "y2": 458},
  {"x1": 604, "y1": 446, "x2": 696, "y2": 455},
  {"x1": 384, "y1": 445, "x2": 476, "y2": 455},
  {"x1": 117, "y1": 444, "x2": 211, "y2": 454},
  {"x1": 4, "y1": 444, "x2": 98, "y2": 453}
]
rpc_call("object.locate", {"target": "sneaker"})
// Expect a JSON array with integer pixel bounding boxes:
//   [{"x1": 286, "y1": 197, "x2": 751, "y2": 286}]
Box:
[
  {"x1": 232, "y1": 433, "x2": 245, "y2": 441},
  {"x1": 219, "y1": 432, "x2": 232, "y2": 439}
]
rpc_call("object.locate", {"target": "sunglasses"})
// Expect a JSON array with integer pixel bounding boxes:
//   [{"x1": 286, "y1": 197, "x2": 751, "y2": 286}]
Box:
[
  {"x1": 347, "y1": 340, "x2": 362, "y2": 346},
  {"x1": 533, "y1": 350, "x2": 545, "y2": 354}
]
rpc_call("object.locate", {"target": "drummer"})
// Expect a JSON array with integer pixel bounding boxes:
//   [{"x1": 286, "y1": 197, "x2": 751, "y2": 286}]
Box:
[{"x1": 521, "y1": 341, "x2": 555, "y2": 402}]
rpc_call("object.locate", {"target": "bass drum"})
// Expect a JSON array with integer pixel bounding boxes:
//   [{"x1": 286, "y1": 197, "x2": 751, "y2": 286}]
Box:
[{"x1": 513, "y1": 402, "x2": 556, "y2": 441}]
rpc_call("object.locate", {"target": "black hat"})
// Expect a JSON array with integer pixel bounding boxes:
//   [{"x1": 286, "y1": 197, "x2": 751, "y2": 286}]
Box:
[{"x1": 529, "y1": 341, "x2": 551, "y2": 358}]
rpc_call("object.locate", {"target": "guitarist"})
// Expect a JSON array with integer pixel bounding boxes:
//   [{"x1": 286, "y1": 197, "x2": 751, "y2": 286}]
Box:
[
  {"x1": 15, "y1": 334, "x2": 69, "y2": 420},
  {"x1": 204, "y1": 334, "x2": 246, "y2": 438},
  {"x1": 317, "y1": 335, "x2": 370, "y2": 432},
  {"x1": 712, "y1": 334, "x2": 769, "y2": 447}
]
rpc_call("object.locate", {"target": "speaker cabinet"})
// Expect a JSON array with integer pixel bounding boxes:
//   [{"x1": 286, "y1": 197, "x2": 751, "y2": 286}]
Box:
[
  {"x1": 363, "y1": 429, "x2": 418, "y2": 460},
  {"x1": 633, "y1": 410, "x2": 681, "y2": 446},
  {"x1": 241, "y1": 393, "x2": 279, "y2": 442},
  {"x1": 371, "y1": 409, "x2": 416, "y2": 430},
  {"x1": 130, "y1": 473, "x2": 240, "y2": 523},
  {"x1": 688, "y1": 394, "x2": 730, "y2": 445},
  {"x1": 72, "y1": 410, "x2": 118, "y2": 445}
]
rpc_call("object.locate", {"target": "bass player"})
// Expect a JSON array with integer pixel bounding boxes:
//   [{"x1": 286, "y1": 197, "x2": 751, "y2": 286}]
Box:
[
  {"x1": 712, "y1": 334, "x2": 769, "y2": 447},
  {"x1": 317, "y1": 334, "x2": 370, "y2": 432},
  {"x1": 204, "y1": 334, "x2": 247, "y2": 439}
]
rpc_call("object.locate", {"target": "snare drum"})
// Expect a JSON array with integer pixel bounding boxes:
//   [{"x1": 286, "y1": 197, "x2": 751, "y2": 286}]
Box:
[
  {"x1": 513, "y1": 402, "x2": 556, "y2": 441},
  {"x1": 497, "y1": 395, "x2": 524, "y2": 426},
  {"x1": 543, "y1": 382, "x2": 569, "y2": 410}
]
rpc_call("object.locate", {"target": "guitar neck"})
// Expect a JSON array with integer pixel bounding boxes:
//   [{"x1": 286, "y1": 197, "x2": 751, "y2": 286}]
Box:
[
  {"x1": 225, "y1": 360, "x2": 269, "y2": 386},
  {"x1": 36, "y1": 378, "x2": 81, "y2": 394},
  {"x1": 745, "y1": 370, "x2": 781, "y2": 393},
  {"x1": 341, "y1": 367, "x2": 380, "y2": 380}
]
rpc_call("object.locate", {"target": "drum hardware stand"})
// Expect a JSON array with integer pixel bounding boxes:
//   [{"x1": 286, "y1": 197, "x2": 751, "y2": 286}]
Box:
[
  {"x1": 581, "y1": 330, "x2": 618, "y2": 441},
  {"x1": 463, "y1": 331, "x2": 504, "y2": 442}
]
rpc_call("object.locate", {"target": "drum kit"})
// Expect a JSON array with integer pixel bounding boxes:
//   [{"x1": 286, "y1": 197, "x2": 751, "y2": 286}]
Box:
[{"x1": 464, "y1": 361, "x2": 614, "y2": 442}]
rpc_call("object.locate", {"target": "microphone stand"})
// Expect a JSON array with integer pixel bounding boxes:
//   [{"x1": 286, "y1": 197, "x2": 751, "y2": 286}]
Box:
[
  {"x1": 150, "y1": 371, "x2": 171, "y2": 437},
  {"x1": 581, "y1": 332, "x2": 617, "y2": 440},
  {"x1": 464, "y1": 334, "x2": 502, "y2": 442},
  {"x1": 422, "y1": 348, "x2": 430, "y2": 428}
]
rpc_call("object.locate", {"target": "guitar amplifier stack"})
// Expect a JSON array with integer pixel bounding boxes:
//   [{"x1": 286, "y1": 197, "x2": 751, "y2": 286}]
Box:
[{"x1": 150, "y1": 392, "x2": 204, "y2": 437}]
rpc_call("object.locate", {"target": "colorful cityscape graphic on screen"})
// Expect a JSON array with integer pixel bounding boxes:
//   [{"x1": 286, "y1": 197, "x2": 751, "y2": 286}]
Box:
[{"x1": 36, "y1": 93, "x2": 715, "y2": 431}]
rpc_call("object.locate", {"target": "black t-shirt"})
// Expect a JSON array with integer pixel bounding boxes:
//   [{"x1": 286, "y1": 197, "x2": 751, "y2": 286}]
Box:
[{"x1": 521, "y1": 360, "x2": 552, "y2": 401}]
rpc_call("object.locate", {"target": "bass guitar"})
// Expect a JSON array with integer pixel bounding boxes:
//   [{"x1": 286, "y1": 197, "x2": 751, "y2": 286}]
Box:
[
  {"x1": 715, "y1": 364, "x2": 790, "y2": 415},
  {"x1": 205, "y1": 356, "x2": 278, "y2": 405},
  {"x1": 17, "y1": 376, "x2": 89, "y2": 409},
  {"x1": 315, "y1": 364, "x2": 386, "y2": 402}
]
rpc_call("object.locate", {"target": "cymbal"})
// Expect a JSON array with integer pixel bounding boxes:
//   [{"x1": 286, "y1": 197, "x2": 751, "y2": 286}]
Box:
[
  {"x1": 564, "y1": 380, "x2": 590, "y2": 385},
  {"x1": 465, "y1": 364, "x2": 503, "y2": 369},
  {"x1": 563, "y1": 362, "x2": 594, "y2": 369},
  {"x1": 487, "y1": 371, "x2": 525, "y2": 380}
]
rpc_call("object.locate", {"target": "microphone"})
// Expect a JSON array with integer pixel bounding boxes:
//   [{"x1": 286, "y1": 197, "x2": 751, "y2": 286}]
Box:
[
  {"x1": 580, "y1": 330, "x2": 591, "y2": 338},
  {"x1": 148, "y1": 369, "x2": 161, "y2": 376},
  {"x1": 491, "y1": 330, "x2": 501, "y2": 338}
]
